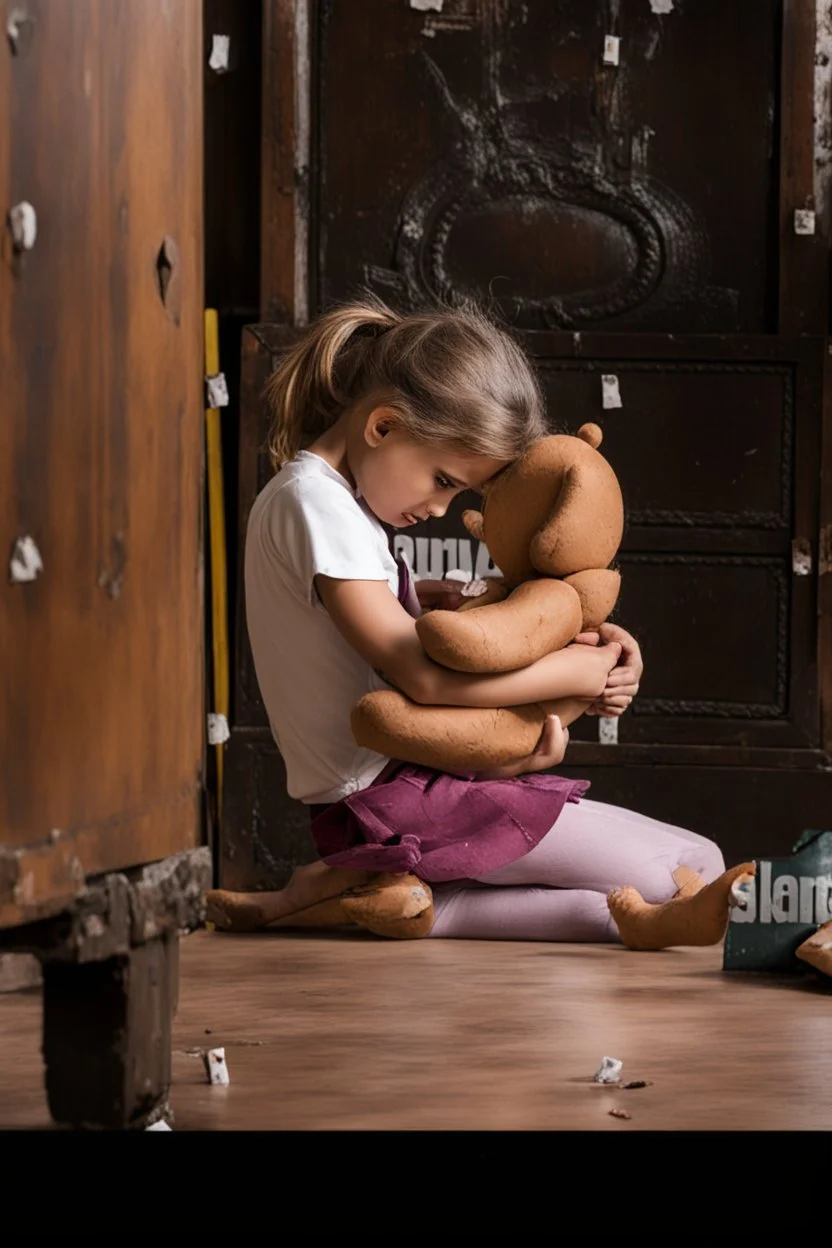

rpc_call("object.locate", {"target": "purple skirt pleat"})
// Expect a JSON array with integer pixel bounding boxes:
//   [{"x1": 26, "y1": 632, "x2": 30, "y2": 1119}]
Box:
[{"x1": 310, "y1": 760, "x2": 590, "y2": 883}]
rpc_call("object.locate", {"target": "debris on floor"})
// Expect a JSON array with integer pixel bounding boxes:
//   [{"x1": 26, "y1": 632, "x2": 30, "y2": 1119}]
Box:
[
  {"x1": 146, "y1": 1120, "x2": 173, "y2": 1131},
  {"x1": 622, "y1": 1080, "x2": 652, "y2": 1090},
  {"x1": 593, "y1": 1055, "x2": 623, "y2": 1084},
  {"x1": 608, "y1": 1108, "x2": 631, "y2": 1121},
  {"x1": 204, "y1": 1046, "x2": 230, "y2": 1085}
]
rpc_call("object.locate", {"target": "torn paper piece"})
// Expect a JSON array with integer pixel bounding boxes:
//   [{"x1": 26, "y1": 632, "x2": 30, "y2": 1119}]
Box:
[
  {"x1": 608, "y1": 1107, "x2": 631, "y2": 1120},
  {"x1": 601, "y1": 374, "x2": 622, "y2": 409},
  {"x1": 793, "y1": 209, "x2": 816, "y2": 235},
  {"x1": 649, "y1": 0, "x2": 675, "y2": 13},
  {"x1": 145, "y1": 1120, "x2": 172, "y2": 1131},
  {"x1": 602, "y1": 35, "x2": 620, "y2": 66},
  {"x1": 594, "y1": 1056, "x2": 623, "y2": 1084},
  {"x1": 730, "y1": 875, "x2": 753, "y2": 910},
  {"x1": 409, "y1": 0, "x2": 444, "y2": 11},
  {"x1": 9, "y1": 201, "x2": 37, "y2": 251},
  {"x1": 792, "y1": 538, "x2": 812, "y2": 577},
  {"x1": 9, "y1": 535, "x2": 43, "y2": 583},
  {"x1": 461, "y1": 578, "x2": 490, "y2": 598},
  {"x1": 205, "y1": 372, "x2": 229, "y2": 408},
  {"x1": 209, "y1": 34, "x2": 230, "y2": 73},
  {"x1": 204, "y1": 1047, "x2": 230, "y2": 1085},
  {"x1": 207, "y1": 713, "x2": 230, "y2": 745},
  {"x1": 599, "y1": 717, "x2": 619, "y2": 745}
]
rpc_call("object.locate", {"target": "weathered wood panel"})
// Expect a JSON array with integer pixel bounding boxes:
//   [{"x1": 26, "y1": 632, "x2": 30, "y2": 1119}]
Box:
[{"x1": 0, "y1": 0, "x2": 204, "y2": 924}]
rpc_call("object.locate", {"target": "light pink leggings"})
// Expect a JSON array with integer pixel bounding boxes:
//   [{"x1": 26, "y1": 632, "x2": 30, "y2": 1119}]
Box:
[{"x1": 429, "y1": 798, "x2": 726, "y2": 942}]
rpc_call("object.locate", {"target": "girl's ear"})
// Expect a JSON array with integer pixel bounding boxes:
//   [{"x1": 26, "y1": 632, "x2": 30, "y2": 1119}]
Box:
[{"x1": 364, "y1": 405, "x2": 400, "y2": 447}]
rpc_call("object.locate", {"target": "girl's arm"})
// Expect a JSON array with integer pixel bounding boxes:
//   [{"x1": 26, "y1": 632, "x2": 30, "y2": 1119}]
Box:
[{"x1": 315, "y1": 576, "x2": 620, "y2": 707}]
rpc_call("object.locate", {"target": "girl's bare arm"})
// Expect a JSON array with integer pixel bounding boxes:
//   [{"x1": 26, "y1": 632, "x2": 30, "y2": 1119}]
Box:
[{"x1": 315, "y1": 576, "x2": 619, "y2": 707}]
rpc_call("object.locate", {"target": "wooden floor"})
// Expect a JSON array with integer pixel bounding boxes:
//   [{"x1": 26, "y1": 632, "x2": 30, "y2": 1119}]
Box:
[{"x1": 1, "y1": 928, "x2": 830, "y2": 1131}]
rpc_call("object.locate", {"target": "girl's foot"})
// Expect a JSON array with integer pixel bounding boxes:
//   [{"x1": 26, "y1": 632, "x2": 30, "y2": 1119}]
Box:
[{"x1": 607, "y1": 862, "x2": 756, "y2": 950}]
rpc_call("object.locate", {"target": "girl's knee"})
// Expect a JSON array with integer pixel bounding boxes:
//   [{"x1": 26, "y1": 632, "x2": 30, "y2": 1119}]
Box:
[{"x1": 679, "y1": 838, "x2": 726, "y2": 885}]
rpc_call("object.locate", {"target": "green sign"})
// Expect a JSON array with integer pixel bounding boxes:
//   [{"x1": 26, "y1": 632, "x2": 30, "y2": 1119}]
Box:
[{"x1": 723, "y1": 828, "x2": 832, "y2": 972}]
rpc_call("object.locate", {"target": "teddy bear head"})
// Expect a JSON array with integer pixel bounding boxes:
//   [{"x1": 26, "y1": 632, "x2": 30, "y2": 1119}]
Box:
[{"x1": 462, "y1": 423, "x2": 624, "y2": 587}]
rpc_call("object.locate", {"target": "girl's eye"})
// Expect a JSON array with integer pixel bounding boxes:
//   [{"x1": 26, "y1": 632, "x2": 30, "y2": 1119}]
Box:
[{"x1": 435, "y1": 474, "x2": 455, "y2": 490}]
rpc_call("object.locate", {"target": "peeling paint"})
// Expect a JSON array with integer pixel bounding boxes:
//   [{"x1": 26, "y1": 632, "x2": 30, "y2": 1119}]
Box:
[
  {"x1": 410, "y1": 0, "x2": 444, "y2": 11},
  {"x1": 819, "y1": 523, "x2": 832, "y2": 576},
  {"x1": 631, "y1": 123, "x2": 656, "y2": 170},
  {"x1": 649, "y1": 0, "x2": 675, "y2": 13},
  {"x1": 814, "y1": 0, "x2": 832, "y2": 221},
  {"x1": 644, "y1": 29, "x2": 660, "y2": 61}
]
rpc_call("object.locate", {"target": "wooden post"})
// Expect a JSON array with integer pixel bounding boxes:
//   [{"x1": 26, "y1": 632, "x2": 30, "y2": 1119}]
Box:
[
  {"x1": 778, "y1": 0, "x2": 829, "y2": 334},
  {"x1": 260, "y1": 0, "x2": 312, "y2": 324}
]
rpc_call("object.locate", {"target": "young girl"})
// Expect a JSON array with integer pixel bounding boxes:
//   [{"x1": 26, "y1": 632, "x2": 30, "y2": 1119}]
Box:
[{"x1": 207, "y1": 297, "x2": 751, "y2": 948}]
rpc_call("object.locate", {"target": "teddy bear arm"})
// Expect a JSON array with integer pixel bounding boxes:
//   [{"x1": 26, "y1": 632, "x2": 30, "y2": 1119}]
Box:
[
  {"x1": 351, "y1": 690, "x2": 546, "y2": 772},
  {"x1": 416, "y1": 577, "x2": 583, "y2": 672},
  {"x1": 561, "y1": 568, "x2": 621, "y2": 631}
]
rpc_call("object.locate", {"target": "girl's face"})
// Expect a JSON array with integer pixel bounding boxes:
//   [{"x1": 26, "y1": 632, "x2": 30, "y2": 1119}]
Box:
[{"x1": 354, "y1": 408, "x2": 509, "y2": 529}]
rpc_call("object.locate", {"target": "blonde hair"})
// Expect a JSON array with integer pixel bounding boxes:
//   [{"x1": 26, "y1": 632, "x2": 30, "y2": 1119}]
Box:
[{"x1": 265, "y1": 295, "x2": 547, "y2": 471}]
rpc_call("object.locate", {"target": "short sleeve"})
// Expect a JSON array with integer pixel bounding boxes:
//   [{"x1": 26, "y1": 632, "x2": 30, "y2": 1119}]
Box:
[{"x1": 264, "y1": 476, "x2": 393, "y2": 608}]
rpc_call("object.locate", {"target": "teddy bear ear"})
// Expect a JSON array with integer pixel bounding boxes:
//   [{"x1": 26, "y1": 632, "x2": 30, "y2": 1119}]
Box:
[
  {"x1": 577, "y1": 423, "x2": 603, "y2": 449},
  {"x1": 462, "y1": 509, "x2": 485, "y2": 541}
]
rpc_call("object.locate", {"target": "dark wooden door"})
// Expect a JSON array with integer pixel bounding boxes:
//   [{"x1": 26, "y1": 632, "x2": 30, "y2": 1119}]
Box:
[
  {"x1": 223, "y1": 0, "x2": 832, "y2": 886},
  {"x1": 0, "y1": 0, "x2": 205, "y2": 927}
]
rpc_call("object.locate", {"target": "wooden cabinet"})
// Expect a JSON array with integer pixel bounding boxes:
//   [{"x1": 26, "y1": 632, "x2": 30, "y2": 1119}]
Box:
[{"x1": 0, "y1": 0, "x2": 207, "y2": 1129}]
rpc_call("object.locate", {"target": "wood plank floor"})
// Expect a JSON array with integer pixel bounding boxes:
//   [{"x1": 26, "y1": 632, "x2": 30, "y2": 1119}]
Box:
[{"x1": 1, "y1": 928, "x2": 830, "y2": 1131}]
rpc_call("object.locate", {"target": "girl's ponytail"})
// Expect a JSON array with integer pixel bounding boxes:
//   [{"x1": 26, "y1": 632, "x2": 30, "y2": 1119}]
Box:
[{"x1": 265, "y1": 299, "x2": 401, "y2": 469}]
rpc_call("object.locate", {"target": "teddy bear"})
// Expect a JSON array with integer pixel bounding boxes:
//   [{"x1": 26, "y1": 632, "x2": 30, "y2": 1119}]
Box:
[{"x1": 350, "y1": 422, "x2": 624, "y2": 773}]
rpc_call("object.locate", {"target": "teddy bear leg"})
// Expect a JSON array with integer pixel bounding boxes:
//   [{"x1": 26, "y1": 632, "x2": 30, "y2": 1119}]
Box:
[{"x1": 795, "y1": 920, "x2": 832, "y2": 978}]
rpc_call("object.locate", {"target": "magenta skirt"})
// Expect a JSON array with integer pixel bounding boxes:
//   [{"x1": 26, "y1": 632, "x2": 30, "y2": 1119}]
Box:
[{"x1": 309, "y1": 760, "x2": 589, "y2": 884}]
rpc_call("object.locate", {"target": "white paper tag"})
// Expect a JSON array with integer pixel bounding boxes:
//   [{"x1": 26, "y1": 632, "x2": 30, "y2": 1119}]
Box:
[
  {"x1": 205, "y1": 373, "x2": 229, "y2": 408},
  {"x1": 207, "y1": 712, "x2": 230, "y2": 745},
  {"x1": 9, "y1": 201, "x2": 37, "y2": 250},
  {"x1": 794, "y1": 209, "x2": 816, "y2": 236},
  {"x1": 601, "y1": 375, "x2": 622, "y2": 409},
  {"x1": 594, "y1": 1056, "x2": 623, "y2": 1084},
  {"x1": 9, "y1": 535, "x2": 43, "y2": 583},
  {"x1": 603, "y1": 35, "x2": 620, "y2": 65},
  {"x1": 204, "y1": 1047, "x2": 230, "y2": 1085},
  {"x1": 792, "y1": 538, "x2": 812, "y2": 577},
  {"x1": 209, "y1": 34, "x2": 231, "y2": 72},
  {"x1": 599, "y1": 717, "x2": 619, "y2": 745}
]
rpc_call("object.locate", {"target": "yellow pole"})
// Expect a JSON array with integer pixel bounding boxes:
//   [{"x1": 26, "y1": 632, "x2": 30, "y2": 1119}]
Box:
[{"x1": 204, "y1": 309, "x2": 229, "y2": 822}]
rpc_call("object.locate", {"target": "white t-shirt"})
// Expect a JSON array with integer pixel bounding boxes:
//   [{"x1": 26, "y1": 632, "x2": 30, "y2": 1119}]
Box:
[{"x1": 245, "y1": 451, "x2": 399, "y2": 805}]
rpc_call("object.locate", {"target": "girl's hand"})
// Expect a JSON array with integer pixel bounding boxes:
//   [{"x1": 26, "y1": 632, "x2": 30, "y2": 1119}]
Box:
[
  {"x1": 415, "y1": 579, "x2": 466, "y2": 611},
  {"x1": 575, "y1": 623, "x2": 643, "y2": 717},
  {"x1": 475, "y1": 714, "x2": 569, "y2": 780}
]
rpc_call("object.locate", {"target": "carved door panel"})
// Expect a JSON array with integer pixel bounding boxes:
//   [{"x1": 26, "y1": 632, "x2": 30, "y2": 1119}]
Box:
[{"x1": 223, "y1": 0, "x2": 831, "y2": 886}]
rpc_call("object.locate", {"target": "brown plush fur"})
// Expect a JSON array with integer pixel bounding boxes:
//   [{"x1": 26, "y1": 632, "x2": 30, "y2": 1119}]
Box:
[{"x1": 352, "y1": 424, "x2": 624, "y2": 772}]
